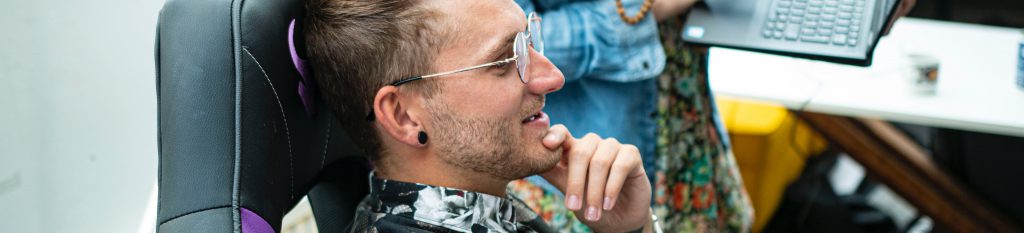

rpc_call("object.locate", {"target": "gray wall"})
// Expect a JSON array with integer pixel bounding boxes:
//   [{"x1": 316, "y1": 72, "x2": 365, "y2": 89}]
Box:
[{"x1": 0, "y1": 0, "x2": 163, "y2": 232}]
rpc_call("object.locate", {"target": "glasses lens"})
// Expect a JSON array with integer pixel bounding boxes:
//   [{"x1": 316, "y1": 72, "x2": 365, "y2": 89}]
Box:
[
  {"x1": 515, "y1": 32, "x2": 530, "y2": 84},
  {"x1": 528, "y1": 13, "x2": 543, "y2": 54}
]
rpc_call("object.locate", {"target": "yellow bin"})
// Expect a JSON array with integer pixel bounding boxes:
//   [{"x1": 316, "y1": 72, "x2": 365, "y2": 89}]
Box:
[{"x1": 716, "y1": 96, "x2": 828, "y2": 233}]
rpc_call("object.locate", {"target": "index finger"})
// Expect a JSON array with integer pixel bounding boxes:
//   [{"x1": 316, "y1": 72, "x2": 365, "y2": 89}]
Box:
[{"x1": 543, "y1": 124, "x2": 573, "y2": 150}]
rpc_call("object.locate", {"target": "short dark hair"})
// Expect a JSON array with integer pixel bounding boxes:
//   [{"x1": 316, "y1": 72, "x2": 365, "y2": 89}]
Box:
[{"x1": 304, "y1": 0, "x2": 442, "y2": 161}]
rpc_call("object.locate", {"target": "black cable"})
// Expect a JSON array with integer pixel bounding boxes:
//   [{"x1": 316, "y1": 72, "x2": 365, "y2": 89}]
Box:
[
  {"x1": 787, "y1": 76, "x2": 823, "y2": 161},
  {"x1": 796, "y1": 178, "x2": 824, "y2": 233}
]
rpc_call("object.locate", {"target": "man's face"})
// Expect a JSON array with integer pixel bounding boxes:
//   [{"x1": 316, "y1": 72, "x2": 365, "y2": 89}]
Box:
[{"x1": 421, "y1": 0, "x2": 565, "y2": 180}]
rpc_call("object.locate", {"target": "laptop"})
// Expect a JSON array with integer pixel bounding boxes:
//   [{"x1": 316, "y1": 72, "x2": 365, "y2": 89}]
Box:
[{"x1": 682, "y1": 0, "x2": 902, "y2": 66}]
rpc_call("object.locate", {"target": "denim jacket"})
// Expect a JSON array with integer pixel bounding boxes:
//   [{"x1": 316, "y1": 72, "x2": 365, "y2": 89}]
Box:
[
  {"x1": 517, "y1": 0, "x2": 666, "y2": 183},
  {"x1": 517, "y1": 0, "x2": 666, "y2": 82}
]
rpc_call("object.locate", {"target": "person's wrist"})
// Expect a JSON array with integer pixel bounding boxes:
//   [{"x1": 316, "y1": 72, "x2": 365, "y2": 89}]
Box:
[
  {"x1": 623, "y1": 208, "x2": 656, "y2": 233},
  {"x1": 640, "y1": 208, "x2": 661, "y2": 233},
  {"x1": 652, "y1": 0, "x2": 700, "y2": 22}
]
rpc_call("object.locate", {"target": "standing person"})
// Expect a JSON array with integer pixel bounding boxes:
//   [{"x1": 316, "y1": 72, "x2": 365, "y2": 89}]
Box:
[{"x1": 510, "y1": 0, "x2": 917, "y2": 232}]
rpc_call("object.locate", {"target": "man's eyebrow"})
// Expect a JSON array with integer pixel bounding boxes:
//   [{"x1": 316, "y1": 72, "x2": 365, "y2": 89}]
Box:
[{"x1": 482, "y1": 30, "x2": 518, "y2": 62}]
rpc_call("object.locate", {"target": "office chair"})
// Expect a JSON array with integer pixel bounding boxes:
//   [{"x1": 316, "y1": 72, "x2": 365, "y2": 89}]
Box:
[{"x1": 155, "y1": 0, "x2": 370, "y2": 232}]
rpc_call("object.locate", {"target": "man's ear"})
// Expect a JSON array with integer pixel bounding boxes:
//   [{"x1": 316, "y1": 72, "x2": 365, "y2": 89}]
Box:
[{"x1": 373, "y1": 86, "x2": 428, "y2": 148}]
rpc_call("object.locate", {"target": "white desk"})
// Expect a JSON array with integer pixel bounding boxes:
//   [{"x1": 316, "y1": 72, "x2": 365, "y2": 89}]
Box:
[{"x1": 709, "y1": 18, "x2": 1024, "y2": 137}]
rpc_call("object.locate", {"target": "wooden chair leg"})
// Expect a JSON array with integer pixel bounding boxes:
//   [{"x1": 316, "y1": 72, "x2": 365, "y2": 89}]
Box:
[{"x1": 796, "y1": 111, "x2": 1022, "y2": 233}]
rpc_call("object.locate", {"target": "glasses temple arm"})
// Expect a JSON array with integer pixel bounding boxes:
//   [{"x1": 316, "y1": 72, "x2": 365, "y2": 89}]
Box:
[
  {"x1": 420, "y1": 56, "x2": 518, "y2": 79},
  {"x1": 390, "y1": 56, "x2": 517, "y2": 86}
]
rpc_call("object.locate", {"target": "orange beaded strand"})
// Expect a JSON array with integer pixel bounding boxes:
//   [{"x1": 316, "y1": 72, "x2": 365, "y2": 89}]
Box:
[{"x1": 616, "y1": 0, "x2": 655, "y2": 25}]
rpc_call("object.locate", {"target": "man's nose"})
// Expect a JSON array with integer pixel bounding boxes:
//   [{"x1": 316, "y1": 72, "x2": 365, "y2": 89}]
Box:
[{"x1": 526, "y1": 49, "x2": 564, "y2": 95}]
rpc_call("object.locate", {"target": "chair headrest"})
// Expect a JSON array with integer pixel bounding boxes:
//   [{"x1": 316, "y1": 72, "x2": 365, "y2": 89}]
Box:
[{"x1": 156, "y1": 0, "x2": 368, "y2": 232}]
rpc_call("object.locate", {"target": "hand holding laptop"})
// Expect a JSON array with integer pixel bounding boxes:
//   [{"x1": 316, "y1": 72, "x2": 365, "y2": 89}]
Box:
[{"x1": 881, "y1": 0, "x2": 915, "y2": 35}]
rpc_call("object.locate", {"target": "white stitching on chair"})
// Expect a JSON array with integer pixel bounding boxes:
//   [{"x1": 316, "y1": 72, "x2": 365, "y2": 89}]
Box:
[
  {"x1": 243, "y1": 47, "x2": 295, "y2": 201},
  {"x1": 321, "y1": 120, "x2": 330, "y2": 169}
]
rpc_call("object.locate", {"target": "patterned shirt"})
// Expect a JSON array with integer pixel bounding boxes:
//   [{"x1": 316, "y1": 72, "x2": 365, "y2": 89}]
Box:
[{"x1": 349, "y1": 173, "x2": 555, "y2": 233}]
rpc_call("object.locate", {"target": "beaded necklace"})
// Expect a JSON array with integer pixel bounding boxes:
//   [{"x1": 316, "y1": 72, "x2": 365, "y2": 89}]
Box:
[{"x1": 615, "y1": 0, "x2": 655, "y2": 24}]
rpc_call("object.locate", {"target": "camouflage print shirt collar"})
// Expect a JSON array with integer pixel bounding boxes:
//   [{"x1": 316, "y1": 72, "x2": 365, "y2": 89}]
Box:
[{"x1": 365, "y1": 172, "x2": 546, "y2": 232}]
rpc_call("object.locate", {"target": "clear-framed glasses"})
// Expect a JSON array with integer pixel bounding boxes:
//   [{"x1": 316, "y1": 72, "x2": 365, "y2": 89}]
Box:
[
  {"x1": 367, "y1": 12, "x2": 543, "y2": 121},
  {"x1": 388, "y1": 12, "x2": 543, "y2": 86}
]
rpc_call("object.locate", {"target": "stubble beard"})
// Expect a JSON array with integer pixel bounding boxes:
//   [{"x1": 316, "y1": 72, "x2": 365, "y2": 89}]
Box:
[{"x1": 428, "y1": 104, "x2": 561, "y2": 181}]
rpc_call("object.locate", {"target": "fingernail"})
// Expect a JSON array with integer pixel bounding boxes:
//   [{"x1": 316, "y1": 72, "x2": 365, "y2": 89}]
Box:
[
  {"x1": 544, "y1": 133, "x2": 562, "y2": 142},
  {"x1": 603, "y1": 197, "x2": 615, "y2": 210},
  {"x1": 567, "y1": 195, "x2": 581, "y2": 210},
  {"x1": 586, "y1": 206, "x2": 600, "y2": 221},
  {"x1": 544, "y1": 134, "x2": 558, "y2": 142}
]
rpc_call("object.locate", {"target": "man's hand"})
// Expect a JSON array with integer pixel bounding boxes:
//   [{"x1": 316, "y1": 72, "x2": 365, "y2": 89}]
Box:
[
  {"x1": 540, "y1": 124, "x2": 652, "y2": 233},
  {"x1": 881, "y1": 0, "x2": 917, "y2": 35}
]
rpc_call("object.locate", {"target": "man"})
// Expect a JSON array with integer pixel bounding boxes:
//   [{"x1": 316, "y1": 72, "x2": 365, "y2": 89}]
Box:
[{"x1": 304, "y1": 0, "x2": 659, "y2": 232}]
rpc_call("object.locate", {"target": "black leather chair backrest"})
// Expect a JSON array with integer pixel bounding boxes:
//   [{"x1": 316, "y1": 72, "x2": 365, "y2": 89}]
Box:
[{"x1": 155, "y1": 0, "x2": 369, "y2": 232}]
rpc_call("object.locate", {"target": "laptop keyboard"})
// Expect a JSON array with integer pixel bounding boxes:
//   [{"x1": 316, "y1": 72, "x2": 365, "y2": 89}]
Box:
[{"x1": 763, "y1": 0, "x2": 866, "y2": 46}]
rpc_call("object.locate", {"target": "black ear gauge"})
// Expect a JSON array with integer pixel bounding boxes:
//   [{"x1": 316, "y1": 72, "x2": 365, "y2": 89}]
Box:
[{"x1": 418, "y1": 131, "x2": 429, "y2": 145}]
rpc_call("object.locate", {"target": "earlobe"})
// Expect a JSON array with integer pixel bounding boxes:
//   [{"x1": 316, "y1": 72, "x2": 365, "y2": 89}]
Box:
[
  {"x1": 373, "y1": 87, "x2": 428, "y2": 148},
  {"x1": 418, "y1": 131, "x2": 429, "y2": 145}
]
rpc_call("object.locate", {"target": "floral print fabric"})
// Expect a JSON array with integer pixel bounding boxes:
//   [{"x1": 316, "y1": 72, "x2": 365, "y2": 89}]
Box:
[{"x1": 652, "y1": 18, "x2": 754, "y2": 233}]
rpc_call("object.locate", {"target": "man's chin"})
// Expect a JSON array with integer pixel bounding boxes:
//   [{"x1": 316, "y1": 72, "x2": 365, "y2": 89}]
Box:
[
  {"x1": 490, "y1": 146, "x2": 561, "y2": 181},
  {"x1": 524, "y1": 147, "x2": 563, "y2": 177},
  {"x1": 540, "y1": 147, "x2": 562, "y2": 169}
]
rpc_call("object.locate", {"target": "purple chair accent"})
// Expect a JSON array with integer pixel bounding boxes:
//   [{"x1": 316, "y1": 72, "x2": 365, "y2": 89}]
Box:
[
  {"x1": 289, "y1": 19, "x2": 316, "y2": 116},
  {"x1": 241, "y1": 208, "x2": 276, "y2": 233}
]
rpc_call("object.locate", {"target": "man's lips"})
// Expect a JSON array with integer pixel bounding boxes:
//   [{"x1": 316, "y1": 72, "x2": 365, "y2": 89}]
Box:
[
  {"x1": 521, "y1": 111, "x2": 549, "y2": 127},
  {"x1": 521, "y1": 99, "x2": 547, "y2": 125},
  {"x1": 522, "y1": 111, "x2": 543, "y2": 123}
]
